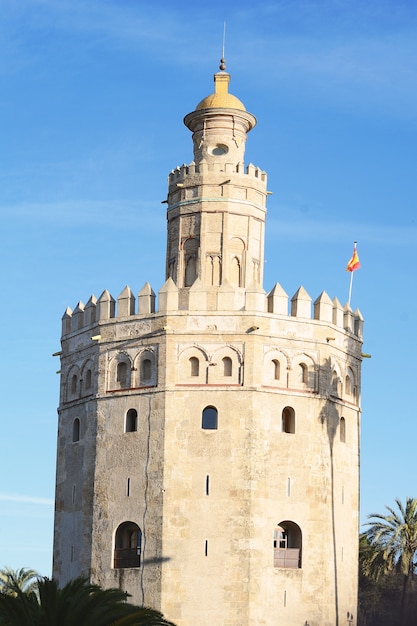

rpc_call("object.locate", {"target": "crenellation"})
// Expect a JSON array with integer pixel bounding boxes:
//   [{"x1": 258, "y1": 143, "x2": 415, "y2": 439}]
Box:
[
  {"x1": 60, "y1": 282, "x2": 364, "y2": 340},
  {"x1": 343, "y1": 302, "x2": 354, "y2": 333},
  {"x1": 84, "y1": 296, "x2": 97, "y2": 325},
  {"x1": 291, "y1": 286, "x2": 312, "y2": 319},
  {"x1": 158, "y1": 277, "x2": 179, "y2": 312},
  {"x1": 267, "y1": 283, "x2": 289, "y2": 315},
  {"x1": 168, "y1": 160, "x2": 267, "y2": 191},
  {"x1": 97, "y1": 289, "x2": 116, "y2": 321},
  {"x1": 71, "y1": 301, "x2": 84, "y2": 332},
  {"x1": 62, "y1": 307, "x2": 72, "y2": 336},
  {"x1": 313, "y1": 291, "x2": 333, "y2": 323},
  {"x1": 117, "y1": 285, "x2": 135, "y2": 318},
  {"x1": 332, "y1": 297, "x2": 344, "y2": 327},
  {"x1": 354, "y1": 308, "x2": 364, "y2": 338},
  {"x1": 138, "y1": 282, "x2": 156, "y2": 314},
  {"x1": 245, "y1": 281, "x2": 266, "y2": 312}
]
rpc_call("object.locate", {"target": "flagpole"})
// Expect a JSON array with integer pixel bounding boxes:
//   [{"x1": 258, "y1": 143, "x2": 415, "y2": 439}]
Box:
[
  {"x1": 347, "y1": 241, "x2": 357, "y2": 306},
  {"x1": 348, "y1": 270, "x2": 354, "y2": 307}
]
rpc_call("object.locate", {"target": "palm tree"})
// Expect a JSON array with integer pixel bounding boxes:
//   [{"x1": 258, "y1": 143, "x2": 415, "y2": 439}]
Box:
[
  {"x1": 362, "y1": 497, "x2": 417, "y2": 626},
  {"x1": 0, "y1": 567, "x2": 39, "y2": 596},
  {"x1": 0, "y1": 576, "x2": 176, "y2": 626}
]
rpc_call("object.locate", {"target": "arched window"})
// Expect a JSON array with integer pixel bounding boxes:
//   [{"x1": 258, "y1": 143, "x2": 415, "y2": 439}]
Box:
[
  {"x1": 223, "y1": 357, "x2": 232, "y2": 377},
  {"x1": 190, "y1": 357, "x2": 199, "y2": 377},
  {"x1": 72, "y1": 418, "x2": 80, "y2": 443},
  {"x1": 85, "y1": 369, "x2": 92, "y2": 389},
  {"x1": 272, "y1": 359, "x2": 280, "y2": 380},
  {"x1": 206, "y1": 255, "x2": 221, "y2": 287},
  {"x1": 282, "y1": 406, "x2": 295, "y2": 434},
  {"x1": 117, "y1": 362, "x2": 128, "y2": 388},
  {"x1": 230, "y1": 256, "x2": 241, "y2": 287},
  {"x1": 202, "y1": 406, "x2": 218, "y2": 430},
  {"x1": 340, "y1": 417, "x2": 346, "y2": 443},
  {"x1": 114, "y1": 521, "x2": 142, "y2": 569},
  {"x1": 71, "y1": 374, "x2": 77, "y2": 395},
  {"x1": 126, "y1": 409, "x2": 138, "y2": 433},
  {"x1": 331, "y1": 373, "x2": 340, "y2": 397},
  {"x1": 141, "y1": 358, "x2": 152, "y2": 381},
  {"x1": 274, "y1": 521, "x2": 302, "y2": 568},
  {"x1": 183, "y1": 238, "x2": 199, "y2": 287},
  {"x1": 298, "y1": 363, "x2": 307, "y2": 384}
]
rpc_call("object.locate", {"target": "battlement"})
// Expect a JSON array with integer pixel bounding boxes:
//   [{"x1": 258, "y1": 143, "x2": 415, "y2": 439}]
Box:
[
  {"x1": 61, "y1": 280, "x2": 363, "y2": 340},
  {"x1": 168, "y1": 160, "x2": 267, "y2": 189}
]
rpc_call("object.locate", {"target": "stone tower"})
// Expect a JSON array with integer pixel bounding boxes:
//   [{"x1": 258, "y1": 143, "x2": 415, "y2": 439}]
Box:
[{"x1": 53, "y1": 60, "x2": 363, "y2": 626}]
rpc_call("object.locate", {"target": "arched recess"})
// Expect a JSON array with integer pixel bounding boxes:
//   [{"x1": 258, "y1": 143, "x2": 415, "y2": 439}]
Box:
[
  {"x1": 331, "y1": 369, "x2": 342, "y2": 398},
  {"x1": 125, "y1": 409, "x2": 138, "y2": 433},
  {"x1": 81, "y1": 359, "x2": 94, "y2": 395},
  {"x1": 183, "y1": 237, "x2": 199, "y2": 287},
  {"x1": 273, "y1": 521, "x2": 302, "y2": 568},
  {"x1": 345, "y1": 367, "x2": 355, "y2": 399},
  {"x1": 290, "y1": 353, "x2": 316, "y2": 390},
  {"x1": 66, "y1": 365, "x2": 81, "y2": 401},
  {"x1": 229, "y1": 237, "x2": 245, "y2": 287},
  {"x1": 72, "y1": 418, "x2": 80, "y2": 442},
  {"x1": 209, "y1": 346, "x2": 242, "y2": 385},
  {"x1": 202, "y1": 406, "x2": 218, "y2": 430},
  {"x1": 190, "y1": 357, "x2": 199, "y2": 377},
  {"x1": 205, "y1": 254, "x2": 221, "y2": 286},
  {"x1": 340, "y1": 417, "x2": 346, "y2": 443},
  {"x1": 114, "y1": 521, "x2": 142, "y2": 568},
  {"x1": 177, "y1": 346, "x2": 208, "y2": 384},
  {"x1": 109, "y1": 353, "x2": 132, "y2": 390},
  {"x1": 282, "y1": 406, "x2": 295, "y2": 434},
  {"x1": 263, "y1": 350, "x2": 288, "y2": 386},
  {"x1": 138, "y1": 350, "x2": 156, "y2": 387}
]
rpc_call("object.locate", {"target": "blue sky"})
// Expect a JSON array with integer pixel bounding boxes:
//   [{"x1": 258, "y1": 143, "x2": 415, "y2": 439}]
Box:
[{"x1": 1, "y1": 0, "x2": 416, "y2": 577}]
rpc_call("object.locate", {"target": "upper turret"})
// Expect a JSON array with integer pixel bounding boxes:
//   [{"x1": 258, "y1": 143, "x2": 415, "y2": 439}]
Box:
[{"x1": 183, "y1": 58, "x2": 256, "y2": 167}]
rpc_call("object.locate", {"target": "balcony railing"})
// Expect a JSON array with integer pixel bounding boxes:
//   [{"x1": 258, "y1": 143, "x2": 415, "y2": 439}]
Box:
[
  {"x1": 113, "y1": 548, "x2": 141, "y2": 569},
  {"x1": 274, "y1": 547, "x2": 301, "y2": 568}
]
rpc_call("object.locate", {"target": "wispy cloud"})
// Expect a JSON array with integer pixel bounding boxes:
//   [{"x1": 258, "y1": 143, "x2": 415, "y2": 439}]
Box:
[
  {"x1": 266, "y1": 212, "x2": 417, "y2": 246},
  {"x1": 0, "y1": 200, "x2": 166, "y2": 231},
  {"x1": 0, "y1": 493, "x2": 54, "y2": 506}
]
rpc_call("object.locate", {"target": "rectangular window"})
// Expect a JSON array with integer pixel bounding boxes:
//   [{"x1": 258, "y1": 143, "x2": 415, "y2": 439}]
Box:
[
  {"x1": 206, "y1": 475, "x2": 209, "y2": 495},
  {"x1": 127, "y1": 477, "x2": 131, "y2": 497}
]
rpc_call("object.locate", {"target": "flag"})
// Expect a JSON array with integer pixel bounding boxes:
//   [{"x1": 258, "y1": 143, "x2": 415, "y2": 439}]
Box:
[{"x1": 346, "y1": 244, "x2": 360, "y2": 272}]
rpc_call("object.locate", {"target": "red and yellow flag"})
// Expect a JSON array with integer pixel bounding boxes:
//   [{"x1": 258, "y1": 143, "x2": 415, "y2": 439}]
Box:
[{"x1": 346, "y1": 244, "x2": 360, "y2": 272}]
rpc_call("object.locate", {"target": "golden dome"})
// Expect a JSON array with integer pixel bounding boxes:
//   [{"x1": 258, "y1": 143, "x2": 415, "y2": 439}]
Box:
[{"x1": 196, "y1": 71, "x2": 246, "y2": 111}]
